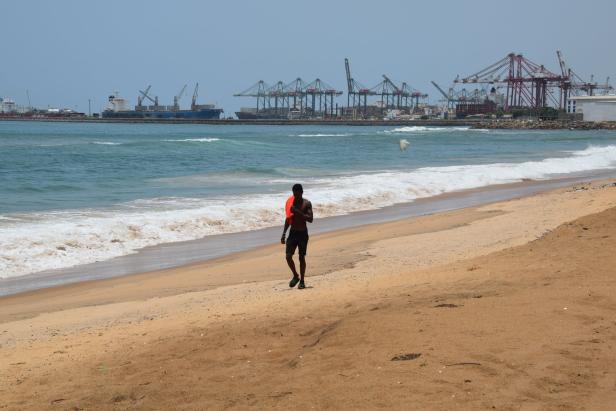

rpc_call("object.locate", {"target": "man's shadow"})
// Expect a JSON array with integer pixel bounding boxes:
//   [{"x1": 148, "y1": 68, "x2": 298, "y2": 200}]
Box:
[{"x1": 281, "y1": 285, "x2": 315, "y2": 291}]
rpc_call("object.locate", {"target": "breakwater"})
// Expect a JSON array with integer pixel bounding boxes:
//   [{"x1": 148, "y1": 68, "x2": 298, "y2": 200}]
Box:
[
  {"x1": 474, "y1": 120, "x2": 616, "y2": 130},
  {"x1": 5, "y1": 116, "x2": 616, "y2": 130}
]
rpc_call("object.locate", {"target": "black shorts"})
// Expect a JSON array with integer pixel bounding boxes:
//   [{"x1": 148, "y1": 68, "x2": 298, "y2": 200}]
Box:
[{"x1": 286, "y1": 229, "x2": 309, "y2": 256}]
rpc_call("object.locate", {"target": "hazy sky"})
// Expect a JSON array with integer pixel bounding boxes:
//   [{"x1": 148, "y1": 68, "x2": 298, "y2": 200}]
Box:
[{"x1": 2, "y1": 0, "x2": 615, "y2": 115}]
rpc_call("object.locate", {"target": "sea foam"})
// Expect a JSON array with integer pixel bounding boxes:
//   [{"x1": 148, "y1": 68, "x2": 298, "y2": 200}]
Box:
[
  {"x1": 163, "y1": 137, "x2": 221, "y2": 142},
  {"x1": 385, "y1": 126, "x2": 472, "y2": 133},
  {"x1": 294, "y1": 133, "x2": 352, "y2": 137}
]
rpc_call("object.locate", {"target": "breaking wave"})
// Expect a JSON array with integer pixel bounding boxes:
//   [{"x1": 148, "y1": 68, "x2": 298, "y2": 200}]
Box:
[
  {"x1": 385, "y1": 126, "x2": 473, "y2": 133},
  {"x1": 293, "y1": 133, "x2": 352, "y2": 137},
  {"x1": 163, "y1": 138, "x2": 221, "y2": 142}
]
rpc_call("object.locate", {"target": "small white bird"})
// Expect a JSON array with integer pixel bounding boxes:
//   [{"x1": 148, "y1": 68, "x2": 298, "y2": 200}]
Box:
[{"x1": 399, "y1": 139, "x2": 410, "y2": 151}]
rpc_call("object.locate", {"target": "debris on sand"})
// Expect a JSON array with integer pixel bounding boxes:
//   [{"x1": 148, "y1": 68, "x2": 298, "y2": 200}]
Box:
[
  {"x1": 434, "y1": 303, "x2": 459, "y2": 308},
  {"x1": 391, "y1": 353, "x2": 421, "y2": 361}
]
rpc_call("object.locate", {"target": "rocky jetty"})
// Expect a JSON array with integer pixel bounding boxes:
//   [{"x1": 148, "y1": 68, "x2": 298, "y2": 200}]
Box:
[{"x1": 473, "y1": 119, "x2": 616, "y2": 130}]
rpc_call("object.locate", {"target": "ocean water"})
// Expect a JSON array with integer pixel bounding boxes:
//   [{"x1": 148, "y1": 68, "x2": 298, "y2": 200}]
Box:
[{"x1": 2, "y1": 120, "x2": 616, "y2": 279}]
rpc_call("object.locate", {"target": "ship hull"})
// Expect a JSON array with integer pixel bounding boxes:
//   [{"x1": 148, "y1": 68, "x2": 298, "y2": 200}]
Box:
[
  {"x1": 235, "y1": 111, "x2": 287, "y2": 120},
  {"x1": 102, "y1": 108, "x2": 223, "y2": 120}
]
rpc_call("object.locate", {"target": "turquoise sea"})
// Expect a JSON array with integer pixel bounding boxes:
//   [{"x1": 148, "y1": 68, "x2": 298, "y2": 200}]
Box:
[{"x1": 2, "y1": 120, "x2": 616, "y2": 279}]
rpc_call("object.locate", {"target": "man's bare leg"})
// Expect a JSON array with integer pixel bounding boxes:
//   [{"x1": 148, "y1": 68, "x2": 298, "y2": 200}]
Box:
[
  {"x1": 286, "y1": 255, "x2": 299, "y2": 277},
  {"x1": 286, "y1": 255, "x2": 300, "y2": 288},
  {"x1": 299, "y1": 255, "x2": 306, "y2": 281},
  {"x1": 298, "y1": 256, "x2": 306, "y2": 289}
]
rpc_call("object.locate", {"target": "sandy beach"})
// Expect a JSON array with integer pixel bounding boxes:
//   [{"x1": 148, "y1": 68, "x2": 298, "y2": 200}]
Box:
[{"x1": 2, "y1": 179, "x2": 616, "y2": 410}]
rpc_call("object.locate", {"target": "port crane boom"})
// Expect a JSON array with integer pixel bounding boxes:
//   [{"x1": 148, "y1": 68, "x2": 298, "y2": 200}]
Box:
[
  {"x1": 174, "y1": 84, "x2": 188, "y2": 110},
  {"x1": 382, "y1": 74, "x2": 400, "y2": 93},
  {"x1": 431, "y1": 80, "x2": 452, "y2": 109},
  {"x1": 343, "y1": 58, "x2": 374, "y2": 118},
  {"x1": 139, "y1": 85, "x2": 158, "y2": 106},
  {"x1": 556, "y1": 50, "x2": 613, "y2": 108},
  {"x1": 191, "y1": 83, "x2": 199, "y2": 109},
  {"x1": 137, "y1": 85, "x2": 152, "y2": 107},
  {"x1": 344, "y1": 58, "x2": 353, "y2": 96},
  {"x1": 431, "y1": 81, "x2": 450, "y2": 100}
]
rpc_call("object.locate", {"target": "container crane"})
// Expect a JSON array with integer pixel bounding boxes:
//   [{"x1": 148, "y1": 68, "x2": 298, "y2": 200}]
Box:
[
  {"x1": 379, "y1": 74, "x2": 401, "y2": 109},
  {"x1": 344, "y1": 58, "x2": 374, "y2": 118},
  {"x1": 284, "y1": 78, "x2": 307, "y2": 113},
  {"x1": 455, "y1": 53, "x2": 564, "y2": 110},
  {"x1": 234, "y1": 80, "x2": 271, "y2": 112},
  {"x1": 303, "y1": 78, "x2": 342, "y2": 118},
  {"x1": 431, "y1": 81, "x2": 456, "y2": 109},
  {"x1": 345, "y1": 58, "x2": 353, "y2": 106},
  {"x1": 400, "y1": 82, "x2": 427, "y2": 110}
]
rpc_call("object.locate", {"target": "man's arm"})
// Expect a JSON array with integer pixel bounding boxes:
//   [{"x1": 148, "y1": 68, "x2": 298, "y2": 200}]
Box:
[
  {"x1": 281, "y1": 219, "x2": 290, "y2": 244},
  {"x1": 304, "y1": 201, "x2": 313, "y2": 223}
]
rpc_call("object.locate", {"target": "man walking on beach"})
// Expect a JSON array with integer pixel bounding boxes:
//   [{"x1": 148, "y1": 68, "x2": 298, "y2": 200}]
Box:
[{"x1": 281, "y1": 184, "x2": 313, "y2": 289}]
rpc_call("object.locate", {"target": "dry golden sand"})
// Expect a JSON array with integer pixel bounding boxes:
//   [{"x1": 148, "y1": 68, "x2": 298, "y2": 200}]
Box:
[{"x1": 1, "y1": 180, "x2": 616, "y2": 410}]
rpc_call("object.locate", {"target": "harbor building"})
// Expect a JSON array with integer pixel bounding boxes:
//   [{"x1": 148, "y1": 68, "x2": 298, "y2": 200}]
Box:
[{"x1": 567, "y1": 95, "x2": 616, "y2": 121}]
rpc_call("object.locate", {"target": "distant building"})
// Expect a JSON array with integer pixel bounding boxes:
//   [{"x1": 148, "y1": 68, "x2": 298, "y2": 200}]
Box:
[
  {"x1": 0, "y1": 97, "x2": 17, "y2": 113},
  {"x1": 567, "y1": 95, "x2": 616, "y2": 121}
]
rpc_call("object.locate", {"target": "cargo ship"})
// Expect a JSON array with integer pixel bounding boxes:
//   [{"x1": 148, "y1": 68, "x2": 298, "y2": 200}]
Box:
[{"x1": 102, "y1": 83, "x2": 223, "y2": 120}]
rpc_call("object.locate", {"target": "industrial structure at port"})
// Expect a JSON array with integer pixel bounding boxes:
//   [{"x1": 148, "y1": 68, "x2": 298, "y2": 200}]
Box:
[
  {"x1": 234, "y1": 59, "x2": 428, "y2": 120},
  {"x1": 1, "y1": 96, "x2": 86, "y2": 119},
  {"x1": 234, "y1": 52, "x2": 613, "y2": 121},
  {"x1": 2, "y1": 50, "x2": 613, "y2": 122},
  {"x1": 432, "y1": 51, "x2": 612, "y2": 119}
]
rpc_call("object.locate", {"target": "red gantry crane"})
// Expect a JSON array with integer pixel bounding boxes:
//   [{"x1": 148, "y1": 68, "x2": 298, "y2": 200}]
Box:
[{"x1": 455, "y1": 53, "x2": 566, "y2": 110}]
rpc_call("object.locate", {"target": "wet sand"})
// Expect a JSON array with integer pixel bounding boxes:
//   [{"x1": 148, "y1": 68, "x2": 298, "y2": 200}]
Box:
[{"x1": 1, "y1": 180, "x2": 616, "y2": 409}]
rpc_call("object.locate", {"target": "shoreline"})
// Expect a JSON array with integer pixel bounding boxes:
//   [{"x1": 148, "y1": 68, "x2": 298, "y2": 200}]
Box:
[
  {"x1": 2, "y1": 170, "x2": 613, "y2": 298},
  {"x1": 1, "y1": 175, "x2": 615, "y2": 322},
  {"x1": 1, "y1": 178, "x2": 616, "y2": 409}
]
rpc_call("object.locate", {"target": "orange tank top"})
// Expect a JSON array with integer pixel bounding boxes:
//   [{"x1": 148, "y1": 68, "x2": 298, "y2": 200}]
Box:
[{"x1": 285, "y1": 195, "x2": 295, "y2": 224}]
